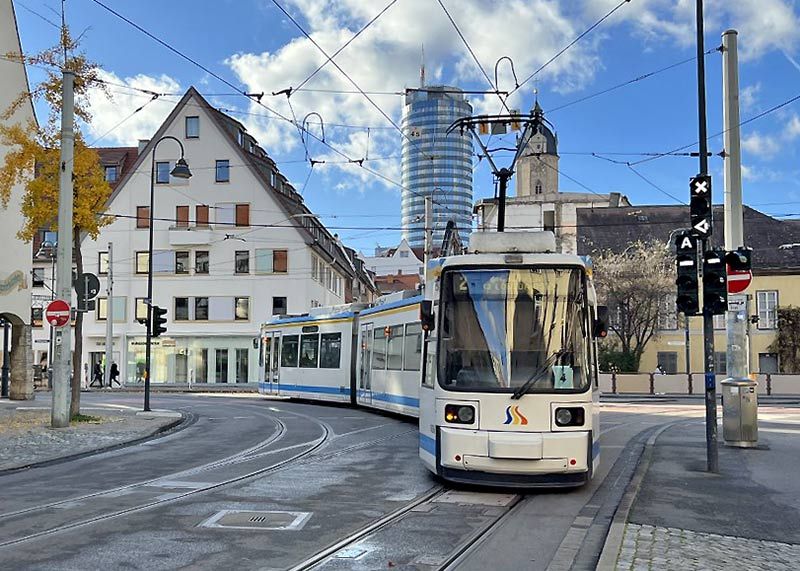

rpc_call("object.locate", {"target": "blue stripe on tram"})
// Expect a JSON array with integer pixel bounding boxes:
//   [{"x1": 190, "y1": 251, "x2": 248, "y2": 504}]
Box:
[{"x1": 419, "y1": 433, "x2": 436, "y2": 455}]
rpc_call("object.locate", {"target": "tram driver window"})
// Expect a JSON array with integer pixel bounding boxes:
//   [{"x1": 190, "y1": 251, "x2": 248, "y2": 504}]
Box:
[{"x1": 281, "y1": 335, "x2": 299, "y2": 367}]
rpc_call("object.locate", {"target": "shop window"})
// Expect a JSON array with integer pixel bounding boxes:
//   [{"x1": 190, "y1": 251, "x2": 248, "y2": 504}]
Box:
[
  {"x1": 236, "y1": 348, "x2": 248, "y2": 383},
  {"x1": 215, "y1": 349, "x2": 228, "y2": 383}
]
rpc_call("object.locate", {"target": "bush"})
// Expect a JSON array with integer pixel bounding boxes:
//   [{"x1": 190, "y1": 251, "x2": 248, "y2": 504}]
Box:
[{"x1": 598, "y1": 349, "x2": 638, "y2": 373}]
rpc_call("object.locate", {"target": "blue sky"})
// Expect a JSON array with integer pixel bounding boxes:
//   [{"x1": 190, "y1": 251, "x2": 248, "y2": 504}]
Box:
[{"x1": 13, "y1": 0, "x2": 800, "y2": 253}]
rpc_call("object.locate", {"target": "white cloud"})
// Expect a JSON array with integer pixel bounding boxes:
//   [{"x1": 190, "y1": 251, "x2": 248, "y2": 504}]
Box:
[
  {"x1": 740, "y1": 83, "x2": 761, "y2": 111},
  {"x1": 741, "y1": 131, "x2": 780, "y2": 158},
  {"x1": 784, "y1": 113, "x2": 800, "y2": 141},
  {"x1": 85, "y1": 70, "x2": 183, "y2": 146}
]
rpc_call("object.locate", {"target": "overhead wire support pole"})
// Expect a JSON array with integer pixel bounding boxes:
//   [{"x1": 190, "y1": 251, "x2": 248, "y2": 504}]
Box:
[
  {"x1": 103, "y1": 242, "x2": 113, "y2": 388},
  {"x1": 695, "y1": 0, "x2": 718, "y2": 474}
]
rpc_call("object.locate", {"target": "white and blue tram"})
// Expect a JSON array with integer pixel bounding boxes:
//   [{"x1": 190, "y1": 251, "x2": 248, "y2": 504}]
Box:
[
  {"x1": 258, "y1": 292, "x2": 423, "y2": 417},
  {"x1": 258, "y1": 231, "x2": 604, "y2": 488},
  {"x1": 418, "y1": 232, "x2": 603, "y2": 487}
]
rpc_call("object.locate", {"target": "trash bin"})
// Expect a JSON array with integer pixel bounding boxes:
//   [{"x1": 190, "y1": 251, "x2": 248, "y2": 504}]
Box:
[{"x1": 721, "y1": 378, "x2": 758, "y2": 447}]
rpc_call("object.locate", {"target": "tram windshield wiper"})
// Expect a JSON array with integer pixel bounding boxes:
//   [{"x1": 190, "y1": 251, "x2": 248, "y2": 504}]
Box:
[{"x1": 510, "y1": 350, "x2": 563, "y2": 400}]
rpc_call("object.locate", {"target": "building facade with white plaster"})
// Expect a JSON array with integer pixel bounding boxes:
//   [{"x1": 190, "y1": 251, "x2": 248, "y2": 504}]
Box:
[
  {"x1": 364, "y1": 238, "x2": 424, "y2": 277},
  {"x1": 76, "y1": 88, "x2": 355, "y2": 385}
]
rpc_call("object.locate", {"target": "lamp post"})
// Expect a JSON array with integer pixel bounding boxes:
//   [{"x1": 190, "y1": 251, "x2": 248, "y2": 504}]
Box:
[{"x1": 144, "y1": 136, "x2": 191, "y2": 412}]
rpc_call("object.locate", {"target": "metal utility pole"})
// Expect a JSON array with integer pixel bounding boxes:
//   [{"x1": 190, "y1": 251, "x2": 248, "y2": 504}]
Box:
[
  {"x1": 722, "y1": 29, "x2": 748, "y2": 379},
  {"x1": 424, "y1": 196, "x2": 433, "y2": 259},
  {"x1": 496, "y1": 168, "x2": 512, "y2": 232},
  {"x1": 103, "y1": 242, "x2": 113, "y2": 388},
  {"x1": 1, "y1": 318, "x2": 9, "y2": 398},
  {"x1": 695, "y1": 0, "x2": 718, "y2": 473},
  {"x1": 51, "y1": 70, "x2": 75, "y2": 428}
]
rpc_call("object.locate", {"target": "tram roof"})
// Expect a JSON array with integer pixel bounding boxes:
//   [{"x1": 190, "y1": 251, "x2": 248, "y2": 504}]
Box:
[
  {"x1": 263, "y1": 309, "x2": 356, "y2": 327},
  {"x1": 359, "y1": 294, "x2": 423, "y2": 317},
  {"x1": 432, "y1": 252, "x2": 588, "y2": 269}
]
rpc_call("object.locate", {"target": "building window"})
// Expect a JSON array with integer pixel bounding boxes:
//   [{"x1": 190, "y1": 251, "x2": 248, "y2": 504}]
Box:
[
  {"x1": 237, "y1": 129, "x2": 244, "y2": 146},
  {"x1": 215, "y1": 160, "x2": 230, "y2": 182},
  {"x1": 320, "y1": 333, "x2": 342, "y2": 369},
  {"x1": 175, "y1": 251, "x2": 189, "y2": 274},
  {"x1": 399, "y1": 250, "x2": 409, "y2": 258},
  {"x1": 658, "y1": 295, "x2": 678, "y2": 330},
  {"x1": 185, "y1": 116, "x2": 199, "y2": 138},
  {"x1": 386, "y1": 325, "x2": 404, "y2": 370},
  {"x1": 299, "y1": 334, "x2": 319, "y2": 368},
  {"x1": 156, "y1": 161, "x2": 170, "y2": 184},
  {"x1": 543, "y1": 210, "x2": 555, "y2": 233},
  {"x1": 195, "y1": 251, "x2": 209, "y2": 274},
  {"x1": 235, "y1": 297, "x2": 249, "y2": 320},
  {"x1": 135, "y1": 252, "x2": 149, "y2": 274},
  {"x1": 32, "y1": 268, "x2": 45, "y2": 287},
  {"x1": 756, "y1": 290, "x2": 778, "y2": 329},
  {"x1": 272, "y1": 296, "x2": 287, "y2": 316},
  {"x1": 235, "y1": 251, "x2": 249, "y2": 274},
  {"x1": 403, "y1": 323, "x2": 422, "y2": 371},
  {"x1": 215, "y1": 349, "x2": 228, "y2": 383},
  {"x1": 194, "y1": 297, "x2": 209, "y2": 320},
  {"x1": 96, "y1": 297, "x2": 108, "y2": 321},
  {"x1": 175, "y1": 297, "x2": 189, "y2": 321},
  {"x1": 196, "y1": 205, "x2": 209, "y2": 226},
  {"x1": 281, "y1": 335, "x2": 299, "y2": 367},
  {"x1": 235, "y1": 204, "x2": 249, "y2": 227},
  {"x1": 715, "y1": 352, "x2": 727, "y2": 375},
  {"x1": 235, "y1": 348, "x2": 249, "y2": 383},
  {"x1": 104, "y1": 165, "x2": 118, "y2": 182},
  {"x1": 195, "y1": 349, "x2": 208, "y2": 383},
  {"x1": 98, "y1": 252, "x2": 109, "y2": 275},
  {"x1": 135, "y1": 298, "x2": 148, "y2": 322},
  {"x1": 176, "y1": 206, "x2": 189, "y2": 227},
  {"x1": 136, "y1": 206, "x2": 150, "y2": 228},
  {"x1": 31, "y1": 307, "x2": 43, "y2": 327},
  {"x1": 535, "y1": 180, "x2": 543, "y2": 195},
  {"x1": 657, "y1": 352, "x2": 678, "y2": 374},
  {"x1": 255, "y1": 249, "x2": 288, "y2": 273}
]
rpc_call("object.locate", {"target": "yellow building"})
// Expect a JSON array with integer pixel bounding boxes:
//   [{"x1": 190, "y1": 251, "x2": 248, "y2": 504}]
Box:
[{"x1": 577, "y1": 205, "x2": 795, "y2": 375}]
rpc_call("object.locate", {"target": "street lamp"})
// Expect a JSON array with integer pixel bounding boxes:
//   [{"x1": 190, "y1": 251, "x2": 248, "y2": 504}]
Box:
[{"x1": 144, "y1": 136, "x2": 191, "y2": 412}]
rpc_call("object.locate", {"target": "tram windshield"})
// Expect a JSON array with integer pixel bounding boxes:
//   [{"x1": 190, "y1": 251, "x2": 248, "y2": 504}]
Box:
[{"x1": 439, "y1": 267, "x2": 590, "y2": 393}]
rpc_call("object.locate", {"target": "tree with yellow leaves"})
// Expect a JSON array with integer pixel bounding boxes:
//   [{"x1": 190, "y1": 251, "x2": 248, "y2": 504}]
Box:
[{"x1": 0, "y1": 25, "x2": 112, "y2": 418}]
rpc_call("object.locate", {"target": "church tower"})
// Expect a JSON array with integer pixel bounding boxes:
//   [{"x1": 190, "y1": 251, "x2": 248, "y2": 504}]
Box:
[{"x1": 515, "y1": 100, "x2": 559, "y2": 199}]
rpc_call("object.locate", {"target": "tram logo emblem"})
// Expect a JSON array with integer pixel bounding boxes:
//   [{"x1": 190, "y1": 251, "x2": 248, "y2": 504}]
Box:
[{"x1": 503, "y1": 406, "x2": 528, "y2": 425}]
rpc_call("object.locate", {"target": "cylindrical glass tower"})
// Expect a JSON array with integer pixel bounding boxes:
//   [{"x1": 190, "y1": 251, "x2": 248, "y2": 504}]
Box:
[{"x1": 401, "y1": 86, "x2": 473, "y2": 248}]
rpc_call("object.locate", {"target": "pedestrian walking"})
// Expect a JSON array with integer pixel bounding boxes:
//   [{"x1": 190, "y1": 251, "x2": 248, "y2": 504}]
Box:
[
  {"x1": 110, "y1": 362, "x2": 120, "y2": 387},
  {"x1": 91, "y1": 363, "x2": 103, "y2": 387}
]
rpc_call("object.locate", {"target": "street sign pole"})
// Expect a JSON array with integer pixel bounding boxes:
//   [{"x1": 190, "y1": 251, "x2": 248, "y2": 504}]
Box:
[{"x1": 695, "y1": 0, "x2": 718, "y2": 474}]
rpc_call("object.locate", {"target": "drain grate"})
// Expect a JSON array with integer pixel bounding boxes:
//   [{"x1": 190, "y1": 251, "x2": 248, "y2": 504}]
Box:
[{"x1": 199, "y1": 510, "x2": 311, "y2": 531}]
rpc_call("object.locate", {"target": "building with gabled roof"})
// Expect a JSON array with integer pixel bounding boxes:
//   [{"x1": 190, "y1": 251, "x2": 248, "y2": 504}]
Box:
[{"x1": 77, "y1": 87, "x2": 357, "y2": 385}]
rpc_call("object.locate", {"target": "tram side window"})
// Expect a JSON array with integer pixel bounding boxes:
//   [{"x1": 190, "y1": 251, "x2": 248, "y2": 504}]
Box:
[
  {"x1": 300, "y1": 334, "x2": 319, "y2": 368},
  {"x1": 372, "y1": 329, "x2": 387, "y2": 370},
  {"x1": 281, "y1": 335, "x2": 299, "y2": 367},
  {"x1": 320, "y1": 333, "x2": 342, "y2": 368},
  {"x1": 387, "y1": 325, "x2": 404, "y2": 370},
  {"x1": 404, "y1": 323, "x2": 422, "y2": 371}
]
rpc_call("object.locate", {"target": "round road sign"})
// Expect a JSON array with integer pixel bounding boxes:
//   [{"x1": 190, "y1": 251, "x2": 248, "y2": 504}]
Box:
[
  {"x1": 46, "y1": 299, "x2": 71, "y2": 327},
  {"x1": 727, "y1": 268, "x2": 752, "y2": 294}
]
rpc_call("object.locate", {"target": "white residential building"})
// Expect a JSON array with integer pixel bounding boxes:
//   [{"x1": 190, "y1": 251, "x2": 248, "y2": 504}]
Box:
[
  {"x1": 364, "y1": 238, "x2": 424, "y2": 277},
  {"x1": 76, "y1": 87, "x2": 355, "y2": 385},
  {"x1": 0, "y1": 0, "x2": 35, "y2": 399}
]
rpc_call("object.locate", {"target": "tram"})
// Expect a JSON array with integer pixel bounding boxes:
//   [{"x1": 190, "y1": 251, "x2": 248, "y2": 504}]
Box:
[
  {"x1": 418, "y1": 231, "x2": 604, "y2": 487},
  {"x1": 257, "y1": 230, "x2": 604, "y2": 488}
]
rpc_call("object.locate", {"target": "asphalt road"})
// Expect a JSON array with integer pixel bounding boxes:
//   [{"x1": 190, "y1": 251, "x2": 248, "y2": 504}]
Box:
[{"x1": 0, "y1": 393, "x2": 717, "y2": 570}]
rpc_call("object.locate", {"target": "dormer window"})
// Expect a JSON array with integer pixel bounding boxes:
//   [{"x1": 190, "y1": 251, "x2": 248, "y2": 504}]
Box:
[
  {"x1": 237, "y1": 129, "x2": 244, "y2": 146},
  {"x1": 104, "y1": 165, "x2": 118, "y2": 182}
]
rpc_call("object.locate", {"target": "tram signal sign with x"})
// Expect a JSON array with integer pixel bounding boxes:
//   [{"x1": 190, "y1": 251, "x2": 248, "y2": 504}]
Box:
[{"x1": 690, "y1": 174, "x2": 712, "y2": 238}]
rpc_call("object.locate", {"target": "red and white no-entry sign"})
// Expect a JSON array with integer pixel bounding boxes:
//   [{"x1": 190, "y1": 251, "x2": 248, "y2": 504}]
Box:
[
  {"x1": 45, "y1": 299, "x2": 71, "y2": 327},
  {"x1": 727, "y1": 267, "x2": 752, "y2": 294}
]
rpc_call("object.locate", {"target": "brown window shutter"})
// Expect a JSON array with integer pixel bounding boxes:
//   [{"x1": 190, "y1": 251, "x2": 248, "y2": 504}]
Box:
[
  {"x1": 273, "y1": 249, "x2": 288, "y2": 273},
  {"x1": 136, "y1": 206, "x2": 150, "y2": 228},
  {"x1": 196, "y1": 205, "x2": 209, "y2": 226},
  {"x1": 235, "y1": 204, "x2": 250, "y2": 227},
  {"x1": 176, "y1": 205, "x2": 189, "y2": 227}
]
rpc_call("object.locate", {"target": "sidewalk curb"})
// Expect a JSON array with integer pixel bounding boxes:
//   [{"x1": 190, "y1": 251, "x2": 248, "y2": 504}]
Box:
[
  {"x1": 595, "y1": 421, "x2": 683, "y2": 571},
  {"x1": 0, "y1": 410, "x2": 195, "y2": 477}
]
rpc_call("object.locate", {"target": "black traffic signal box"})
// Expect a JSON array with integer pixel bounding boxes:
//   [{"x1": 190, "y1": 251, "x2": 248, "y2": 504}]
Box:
[
  {"x1": 702, "y1": 249, "x2": 727, "y2": 315},
  {"x1": 725, "y1": 247, "x2": 752, "y2": 272},
  {"x1": 152, "y1": 305, "x2": 168, "y2": 338},
  {"x1": 675, "y1": 232, "x2": 699, "y2": 316}
]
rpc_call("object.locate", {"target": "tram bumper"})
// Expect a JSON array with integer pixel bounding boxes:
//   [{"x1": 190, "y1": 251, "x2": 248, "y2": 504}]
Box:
[{"x1": 439, "y1": 427, "x2": 590, "y2": 477}]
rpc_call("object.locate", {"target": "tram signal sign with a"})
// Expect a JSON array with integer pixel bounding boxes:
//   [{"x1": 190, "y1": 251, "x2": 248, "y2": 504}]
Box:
[
  {"x1": 675, "y1": 232, "x2": 699, "y2": 316},
  {"x1": 690, "y1": 174, "x2": 712, "y2": 238},
  {"x1": 703, "y1": 249, "x2": 728, "y2": 315}
]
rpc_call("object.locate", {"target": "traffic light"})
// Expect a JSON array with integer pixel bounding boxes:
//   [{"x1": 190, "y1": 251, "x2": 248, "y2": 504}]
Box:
[
  {"x1": 689, "y1": 174, "x2": 712, "y2": 238},
  {"x1": 151, "y1": 305, "x2": 168, "y2": 338},
  {"x1": 702, "y1": 249, "x2": 727, "y2": 315},
  {"x1": 675, "y1": 232, "x2": 699, "y2": 316},
  {"x1": 725, "y1": 247, "x2": 752, "y2": 272}
]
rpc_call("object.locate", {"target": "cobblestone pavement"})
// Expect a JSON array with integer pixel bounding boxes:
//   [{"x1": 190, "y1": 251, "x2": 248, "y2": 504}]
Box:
[
  {"x1": 616, "y1": 523, "x2": 800, "y2": 570},
  {"x1": 0, "y1": 403, "x2": 181, "y2": 471}
]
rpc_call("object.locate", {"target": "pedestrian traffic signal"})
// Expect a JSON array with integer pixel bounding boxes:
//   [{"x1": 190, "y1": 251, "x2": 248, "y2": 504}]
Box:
[
  {"x1": 702, "y1": 249, "x2": 727, "y2": 315},
  {"x1": 675, "y1": 231, "x2": 699, "y2": 316},
  {"x1": 152, "y1": 305, "x2": 168, "y2": 338},
  {"x1": 725, "y1": 247, "x2": 752, "y2": 272}
]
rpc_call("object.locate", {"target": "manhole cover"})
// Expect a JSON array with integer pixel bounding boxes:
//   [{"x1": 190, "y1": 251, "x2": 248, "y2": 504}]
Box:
[
  {"x1": 199, "y1": 510, "x2": 311, "y2": 530},
  {"x1": 432, "y1": 491, "x2": 517, "y2": 507}
]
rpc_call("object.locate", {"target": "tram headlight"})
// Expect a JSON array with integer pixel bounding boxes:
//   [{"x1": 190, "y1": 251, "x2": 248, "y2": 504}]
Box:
[
  {"x1": 445, "y1": 404, "x2": 476, "y2": 425},
  {"x1": 555, "y1": 407, "x2": 585, "y2": 427}
]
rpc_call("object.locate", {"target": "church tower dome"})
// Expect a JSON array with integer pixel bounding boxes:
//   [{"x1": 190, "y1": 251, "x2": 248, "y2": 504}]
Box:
[{"x1": 516, "y1": 98, "x2": 559, "y2": 199}]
